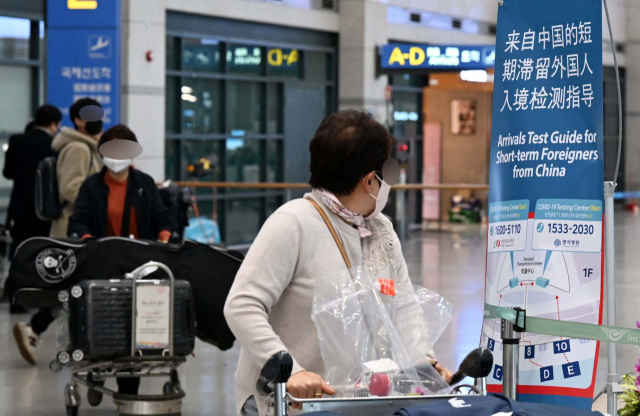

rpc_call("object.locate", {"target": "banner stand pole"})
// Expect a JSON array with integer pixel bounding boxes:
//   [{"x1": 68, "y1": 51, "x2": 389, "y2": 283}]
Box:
[
  {"x1": 593, "y1": 181, "x2": 622, "y2": 415},
  {"x1": 501, "y1": 315, "x2": 521, "y2": 400}
]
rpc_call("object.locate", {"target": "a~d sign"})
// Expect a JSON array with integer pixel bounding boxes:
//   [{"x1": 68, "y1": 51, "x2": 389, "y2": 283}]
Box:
[{"x1": 68, "y1": 0, "x2": 98, "y2": 9}]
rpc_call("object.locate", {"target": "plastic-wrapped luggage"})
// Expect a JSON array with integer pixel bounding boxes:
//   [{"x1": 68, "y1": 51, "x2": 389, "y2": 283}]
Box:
[
  {"x1": 69, "y1": 279, "x2": 196, "y2": 359},
  {"x1": 7, "y1": 237, "x2": 242, "y2": 351}
]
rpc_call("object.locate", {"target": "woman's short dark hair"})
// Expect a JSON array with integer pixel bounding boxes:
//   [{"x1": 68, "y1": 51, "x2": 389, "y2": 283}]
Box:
[
  {"x1": 99, "y1": 124, "x2": 138, "y2": 148},
  {"x1": 309, "y1": 110, "x2": 394, "y2": 196}
]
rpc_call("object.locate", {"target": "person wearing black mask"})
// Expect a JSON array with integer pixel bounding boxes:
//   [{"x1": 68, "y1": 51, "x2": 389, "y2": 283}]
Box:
[
  {"x1": 13, "y1": 98, "x2": 102, "y2": 366},
  {"x1": 49, "y1": 97, "x2": 104, "y2": 239}
]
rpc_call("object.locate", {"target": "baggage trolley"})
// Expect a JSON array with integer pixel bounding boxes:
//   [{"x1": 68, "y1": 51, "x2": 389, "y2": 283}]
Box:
[
  {"x1": 257, "y1": 348, "x2": 494, "y2": 416},
  {"x1": 47, "y1": 261, "x2": 188, "y2": 416}
]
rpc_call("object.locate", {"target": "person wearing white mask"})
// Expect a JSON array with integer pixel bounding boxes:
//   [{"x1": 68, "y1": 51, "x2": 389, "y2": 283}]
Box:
[
  {"x1": 67, "y1": 124, "x2": 173, "y2": 244},
  {"x1": 224, "y1": 110, "x2": 453, "y2": 416}
]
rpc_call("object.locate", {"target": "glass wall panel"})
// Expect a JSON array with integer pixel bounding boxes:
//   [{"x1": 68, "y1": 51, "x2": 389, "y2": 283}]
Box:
[
  {"x1": 267, "y1": 48, "x2": 301, "y2": 78},
  {"x1": 266, "y1": 140, "x2": 282, "y2": 183},
  {"x1": 267, "y1": 83, "x2": 282, "y2": 135},
  {"x1": 181, "y1": 78, "x2": 223, "y2": 134},
  {"x1": 165, "y1": 28, "x2": 337, "y2": 244},
  {"x1": 166, "y1": 36, "x2": 181, "y2": 70},
  {"x1": 266, "y1": 196, "x2": 283, "y2": 218},
  {"x1": 227, "y1": 44, "x2": 264, "y2": 76},
  {"x1": 391, "y1": 74, "x2": 427, "y2": 88},
  {"x1": 306, "y1": 52, "x2": 331, "y2": 82},
  {"x1": 227, "y1": 82, "x2": 264, "y2": 134},
  {"x1": 0, "y1": 65, "x2": 31, "y2": 134},
  {"x1": 0, "y1": 16, "x2": 30, "y2": 60},
  {"x1": 183, "y1": 38, "x2": 221, "y2": 72},
  {"x1": 166, "y1": 76, "x2": 180, "y2": 134},
  {"x1": 226, "y1": 198, "x2": 262, "y2": 245},
  {"x1": 182, "y1": 140, "x2": 223, "y2": 196},
  {"x1": 225, "y1": 139, "x2": 262, "y2": 187},
  {"x1": 165, "y1": 139, "x2": 180, "y2": 181},
  {"x1": 393, "y1": 91, "x2": 421, "y2": 137}
]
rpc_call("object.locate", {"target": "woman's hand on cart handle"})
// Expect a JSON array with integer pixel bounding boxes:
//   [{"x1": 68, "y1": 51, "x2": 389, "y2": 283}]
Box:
[{"x1": 286, "y1": 371, "x2": 336, "y2": 409}]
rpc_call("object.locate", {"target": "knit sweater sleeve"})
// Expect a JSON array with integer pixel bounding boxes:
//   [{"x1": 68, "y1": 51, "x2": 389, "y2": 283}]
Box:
[{"x1": 224, "y1": 211, "x2": 306, "y2": 376}]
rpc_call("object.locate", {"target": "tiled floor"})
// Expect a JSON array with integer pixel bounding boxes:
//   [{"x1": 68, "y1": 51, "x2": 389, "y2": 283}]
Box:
[{"x1": 1, "y1": 210, "x2": 637, "y2": 415}]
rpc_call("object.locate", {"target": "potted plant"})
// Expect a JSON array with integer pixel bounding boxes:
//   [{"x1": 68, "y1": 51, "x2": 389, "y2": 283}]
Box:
[{"x1": 619, "y1": 321, "x2": 640, "y2": 416}]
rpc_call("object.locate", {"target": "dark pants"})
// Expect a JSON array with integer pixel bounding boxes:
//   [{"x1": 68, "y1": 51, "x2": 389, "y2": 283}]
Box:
[{"x1": 30, "y1": 307, "x2": 55, "y2": 335}]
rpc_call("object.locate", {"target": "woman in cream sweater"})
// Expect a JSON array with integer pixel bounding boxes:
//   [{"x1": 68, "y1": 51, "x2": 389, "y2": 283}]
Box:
[{"x1": 224, "y1": 110, "x2": 452, "y2": 416}]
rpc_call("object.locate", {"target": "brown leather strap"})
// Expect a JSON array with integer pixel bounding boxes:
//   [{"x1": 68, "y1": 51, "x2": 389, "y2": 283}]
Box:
[{"x1": 308, "y1": 198, "x2": 352, "y2": 270}]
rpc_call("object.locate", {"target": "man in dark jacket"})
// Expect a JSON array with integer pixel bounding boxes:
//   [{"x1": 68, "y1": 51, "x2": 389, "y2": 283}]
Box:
[{"x1": 3, "y1": 105, "x2": 62, "y2": 257}]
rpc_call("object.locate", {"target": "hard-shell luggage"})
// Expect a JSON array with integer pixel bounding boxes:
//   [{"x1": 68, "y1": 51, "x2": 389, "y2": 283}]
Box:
[
  {"x1": 68, "y1": 279, "x2": 196, "y2": 360},
  {"x1": 8, "y1": 237, "x2": 242, "y2": 350}
]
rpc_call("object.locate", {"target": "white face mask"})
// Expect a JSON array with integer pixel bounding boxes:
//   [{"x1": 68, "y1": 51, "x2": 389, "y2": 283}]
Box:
[
  {"x1": 103, "y1": 156, "x2": 132, "y2": 173},
  {"x1": 365, "y1": 174, "x2": 391, "y2": 220}
]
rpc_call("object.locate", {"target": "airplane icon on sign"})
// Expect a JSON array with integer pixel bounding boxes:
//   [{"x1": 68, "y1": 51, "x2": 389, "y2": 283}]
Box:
[
  {"x1": 90, "y1": 37, "x2": 109, "y2": 52},
  {"x1": 88, "y1": 35, "x2": 112, "y2": 59}
]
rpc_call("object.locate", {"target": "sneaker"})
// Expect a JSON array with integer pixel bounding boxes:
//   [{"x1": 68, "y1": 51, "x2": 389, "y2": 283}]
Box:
[{"x1": 13, "y1": 322, "x2": 39, "y2": 365}]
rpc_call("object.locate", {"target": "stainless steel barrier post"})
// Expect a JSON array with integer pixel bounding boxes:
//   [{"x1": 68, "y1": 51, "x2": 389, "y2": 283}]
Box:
[
  {"x1": 604, "y1": 182, "x2": 621, "y2": 415},
  {"x1": 274, "y1": 382, "x2": 288, "y2": 416},
  {"x1": 475, "y1": 377, "x2": 488, "y2": 396},
  {"x1": 501, "y1": 311, "x2": 523, "y2": 400}
]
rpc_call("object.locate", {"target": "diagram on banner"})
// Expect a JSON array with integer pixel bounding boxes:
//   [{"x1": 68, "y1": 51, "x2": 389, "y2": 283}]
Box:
[{"x1": 482, "y1": 200, "x2": 601, "y2": 388}]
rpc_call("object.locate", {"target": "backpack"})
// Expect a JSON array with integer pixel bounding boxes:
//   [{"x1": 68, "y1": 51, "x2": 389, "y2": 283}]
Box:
[{"x1": 35, "y1": 143, "x2": 93, "y2": 221}]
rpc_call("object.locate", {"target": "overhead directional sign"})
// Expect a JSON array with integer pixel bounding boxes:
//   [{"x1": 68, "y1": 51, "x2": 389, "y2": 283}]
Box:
[
  {"x1": 47, "y1": 0, "x2": 121, "y2": 129},
  {"x1": 380, "y1": 43, "x2": 496, "y2": 70}
]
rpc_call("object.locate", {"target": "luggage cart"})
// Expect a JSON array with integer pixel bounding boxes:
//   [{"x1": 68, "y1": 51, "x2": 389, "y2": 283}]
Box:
[
  {"x1": 47, "y1": 261, "x2": 188, "y2": 416},
  {"x1": 257, "y1": 349, "x2": 493, "y2": 416}
]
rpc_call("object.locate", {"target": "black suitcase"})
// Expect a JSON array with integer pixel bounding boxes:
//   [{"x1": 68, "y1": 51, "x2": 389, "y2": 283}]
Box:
[
  {"x1": 68, "y1": 279, "x2": 196, "y2": 360},
  {"x1": 7, "y1": 237, "x2": 242, "y2": 351}
]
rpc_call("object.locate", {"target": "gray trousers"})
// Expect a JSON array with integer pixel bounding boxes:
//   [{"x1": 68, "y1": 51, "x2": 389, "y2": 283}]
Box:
[{"x1": 241, "y1": 396, "x2": 259, "y2": 416}]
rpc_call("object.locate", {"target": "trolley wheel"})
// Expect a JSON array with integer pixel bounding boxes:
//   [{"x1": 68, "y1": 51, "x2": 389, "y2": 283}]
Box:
[
  {"x1": 163, "y1": 381, "x2": 180, "y2": 395},
  {"x1": 86, "y1": 373, "x2": 104, "y2": 407},
  {"x1": 66, "y1": 406, "x2": 78, "y2": 416}
]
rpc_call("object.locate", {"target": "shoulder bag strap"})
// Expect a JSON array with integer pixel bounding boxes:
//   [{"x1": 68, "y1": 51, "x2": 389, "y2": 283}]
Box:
[
  {"x1": 308, "y1": 198, "x2": 351, "y2": 270},
  {"x1": 120, "y1": 175, "x2": 133, "y2": 237},
  {"x1": 87, "y1": 143, "x2": 94, "y2": 171}
]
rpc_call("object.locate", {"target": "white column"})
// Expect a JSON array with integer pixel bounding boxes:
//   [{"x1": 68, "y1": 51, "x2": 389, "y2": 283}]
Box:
[
  {"x1": 121, "y1": 0, "x2": 168, "y2": 182},
  {"x1": 338, "y1": 0, "x2": 389, "y2": 124}
]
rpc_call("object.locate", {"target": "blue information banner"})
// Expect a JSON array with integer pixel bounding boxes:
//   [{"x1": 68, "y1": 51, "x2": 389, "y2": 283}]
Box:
[
  {"x1": 482, "y1": 0, "x2": 604, "y2": 409},
  {"x1": 380, "y1": 44, "x2": 495, "y2": 70},
  {"x1": 47, "y1": 0, "x2": 121, "y2": 128}
]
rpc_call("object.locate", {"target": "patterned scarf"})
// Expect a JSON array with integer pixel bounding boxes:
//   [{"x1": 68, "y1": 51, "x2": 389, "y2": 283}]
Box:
[{"x1": 313, "y1": 189, "x2": 372, "y2": 238}]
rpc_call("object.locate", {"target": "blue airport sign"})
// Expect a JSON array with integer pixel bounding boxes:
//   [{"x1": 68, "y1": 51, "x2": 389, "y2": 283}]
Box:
[
  {"x1": 47, "y1": 0, "x2": 121, "y2": 129},
  {"x1": 380, "y1": 43, "x2": 496, "y2": 70}
]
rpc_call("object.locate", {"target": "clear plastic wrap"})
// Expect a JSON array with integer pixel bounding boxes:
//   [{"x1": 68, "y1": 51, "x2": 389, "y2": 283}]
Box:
[
  {"x1": 311, "y1": 267, "x2": 451, "y2": 398},
  {"x1": 413, "y1": 285, "x2": 454, "y2": 347}
]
